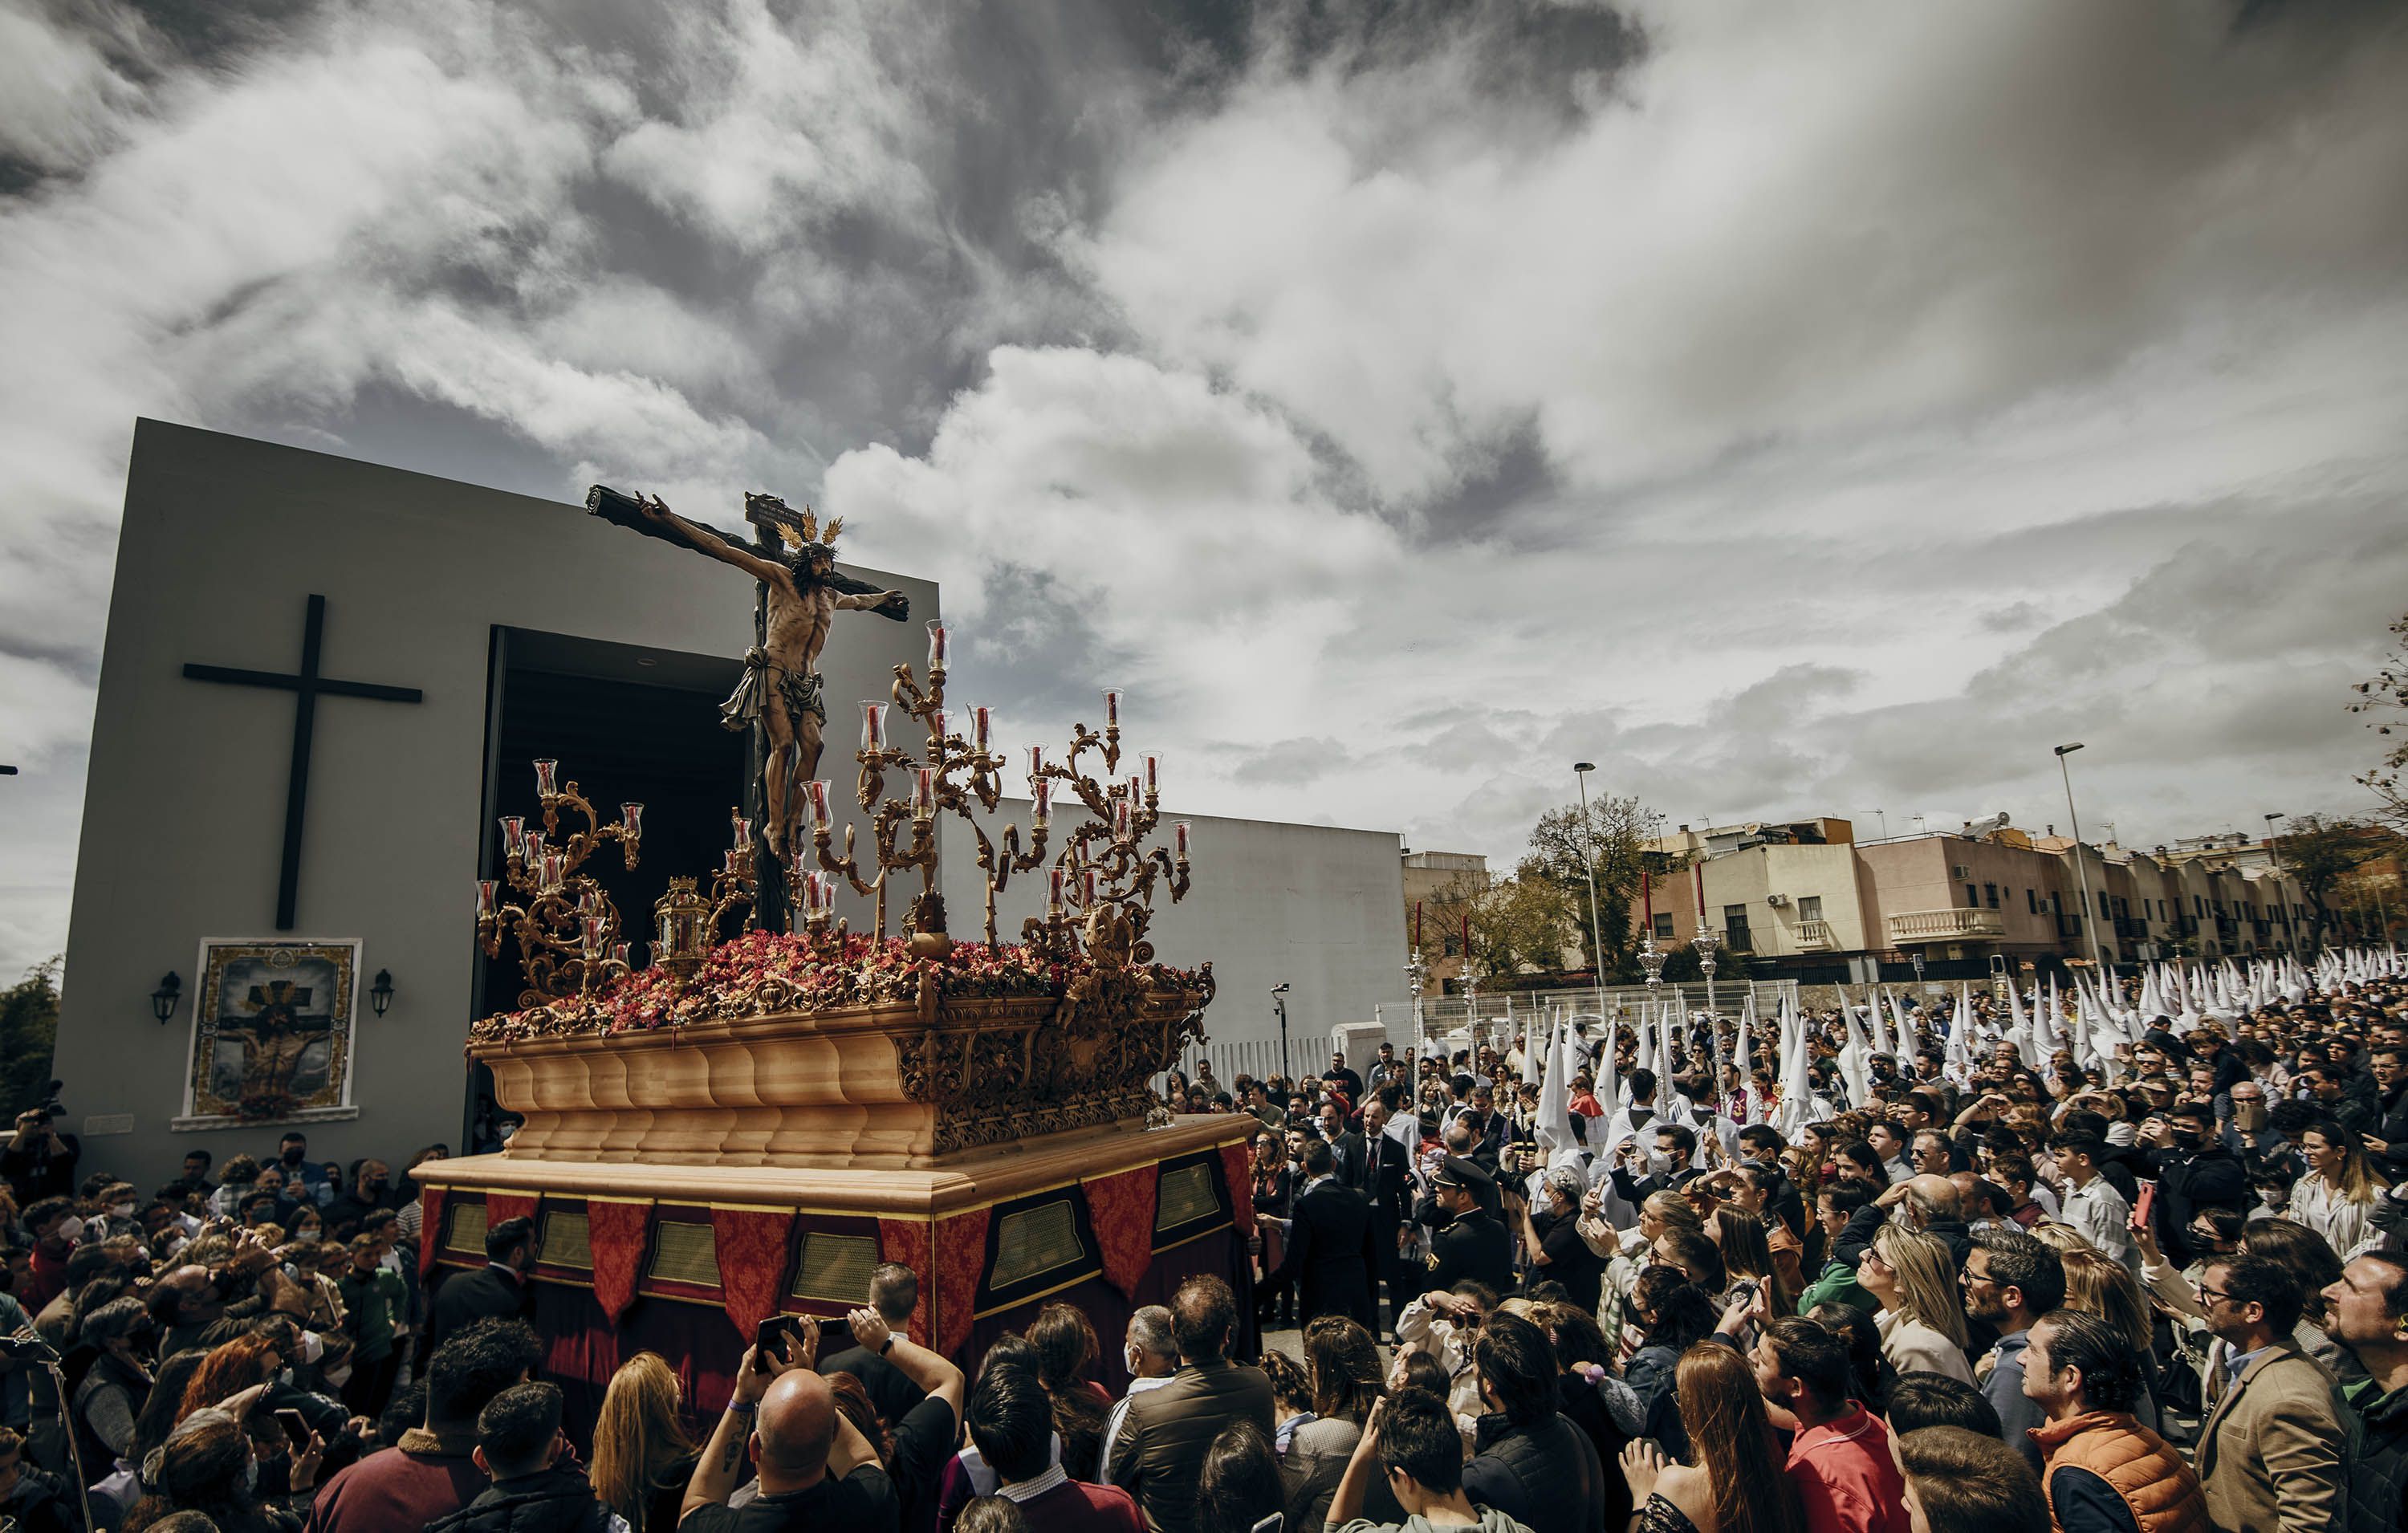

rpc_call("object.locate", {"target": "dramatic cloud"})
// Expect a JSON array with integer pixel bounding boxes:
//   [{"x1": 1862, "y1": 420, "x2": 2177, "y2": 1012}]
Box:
[{"x1": 3, "y1": 0, "x2": 2406, "y2": 980}]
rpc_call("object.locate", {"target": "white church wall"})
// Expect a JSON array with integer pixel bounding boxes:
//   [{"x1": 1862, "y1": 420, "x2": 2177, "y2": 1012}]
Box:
[
  {"x1": 53, "y1": 420, "x2": 934, "y2": 1182},
  {"x1": 938, "y1": 801, "x2": 1409, "y2": 1066}
]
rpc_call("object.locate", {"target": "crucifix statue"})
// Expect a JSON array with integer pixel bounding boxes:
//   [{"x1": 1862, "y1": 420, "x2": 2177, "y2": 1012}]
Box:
[{"x1": 587, "y1": 486, "x2": 907, "y2": 929}]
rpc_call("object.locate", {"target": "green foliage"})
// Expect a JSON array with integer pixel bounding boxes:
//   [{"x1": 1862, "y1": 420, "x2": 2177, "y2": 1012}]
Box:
[
  {"x1": 2354, "y1": 611, "x2": 2408, "y2": 833},
  {"x1": 2276, "y1": 815, "x2": 2375, "y2": 947},
  {"x1": 1525, "y1": 789, "x2": 1666, "y2": 977},
  {"x1": 1465, "y1": 860, "x2": 1576, "y2": 978},
  {"x1": 0, "y1": 956, "x2": 62, "y2": 1117}
]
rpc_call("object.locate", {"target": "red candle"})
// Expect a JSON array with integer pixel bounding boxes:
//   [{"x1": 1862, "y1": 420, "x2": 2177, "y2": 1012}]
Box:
[
  {"x1": 500, "y1": 816, "x2": 526, "y2": 859},
  {"x1": 1143, "y1": 754, "x2": 1160, "y2": 797},
  {"x1": 1030, "y1": 776, "x2": 1052, "y2": 825},
  {"x1": 970, "y1": 706, "x2": 993, "y2": 754},
  {"x1": 861, "y1": 701, "x2": 885, "y2": 751},
  {"x1": 807, "y1": 779, "x2": 832, "y2": 830},
  {"x1": 477, "y1": 880, "x2": 498, "y2": 917},
  {"x1": 925, "y1": 619, "x2": 948, "y2": 671},
  {"x1": 1047, "y1": 868, "x2": 1067, "y2": 915},
  {"x1": 929, "y1": 709, "x2": 947, "y2": 746},
  {"x1": 1102, "y1": 689, "x2": 1121, "y2": 730},
  {"x1": 912, "y1": 766, "x2": 936, "y2": 819},
  {"x1": 1173, "y1": 821, "x2": 1191, "y2": 861},
  {"x1": 533, "y1": 759, "x2": 558, "y2": 797}
]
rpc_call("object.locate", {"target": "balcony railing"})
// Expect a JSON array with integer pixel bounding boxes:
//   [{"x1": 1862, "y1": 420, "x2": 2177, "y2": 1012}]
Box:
[
  {"x1": 1886, "y1": 908, "x2": 2007, "y2": 943},
  {"x1": 1795, "y1": 919, "x2": 1838, "y2": 950}
]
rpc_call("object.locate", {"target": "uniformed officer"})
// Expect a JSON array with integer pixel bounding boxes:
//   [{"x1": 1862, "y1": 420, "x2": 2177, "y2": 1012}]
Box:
[{"x1": 1422, "y1": 1155, "x2": 1514, "y2": 1295}]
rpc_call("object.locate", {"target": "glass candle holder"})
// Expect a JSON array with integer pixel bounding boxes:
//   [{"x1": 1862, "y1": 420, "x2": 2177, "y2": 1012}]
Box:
[
  {"x1": 926, "y1": 619, "x2": 948, "y2": 672},
  {"x1": 807, "y1": 779, "x2": 832, "y2": 831},
  {"x1": 1102, "y1": 689, "x2": 1121, "y2": 731},
  {"x1": 621, "y1": 803, "x2": 644, "y2": 841},
  {"x1": 476, "y1": 880, "x2": 498, "y2": 918},
  {"x1": 533, "y1": 758, "x2": 559, "y2": 797},
  {"x1": 861, "y1": 701, "x2": 886, "y2": 751},
  {"x1": 500, "y1": 816, "x2": 526, "y2": 860},
  {"x1": 970, "y1": 706, "x2": 993, "y2": 754},
  {"x1": 912, "y1": 766, "x2": 936, "y2": 820},
  {"x1": 1030, "y1": 775, "x2": 1052, "y2": 827}
]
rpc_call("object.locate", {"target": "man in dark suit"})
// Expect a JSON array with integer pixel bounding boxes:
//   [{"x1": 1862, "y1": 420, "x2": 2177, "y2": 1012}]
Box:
[
  {"x1": 422, "y1": 1214, "x2": 535, "y2": 1363},
  {"x1": 1318, "y1": 1102, "x2": 1367, "y2": 1188},
  {"x1": 1267, "y1": 1141, "x2": 1378, "y2": 1328},
  {"x1": 1355, "y1": 1097, "x2": 1414, "y2": 1332}
]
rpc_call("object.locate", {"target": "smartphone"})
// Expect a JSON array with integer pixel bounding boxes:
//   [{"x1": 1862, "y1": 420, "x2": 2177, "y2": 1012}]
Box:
[
  {"x1": 275, "y1": 1409, "x2": 311, "y2": 1447},
  {"x1": 754, "y1": 1314, "x2": 799, "y2": 1363},
  {"x1": 1728, "y1": 1278, "x2": 1759, "y2": 1306},
  {"x1": 819, "y1": 1315, "x2": 856, "y2": 1356}
]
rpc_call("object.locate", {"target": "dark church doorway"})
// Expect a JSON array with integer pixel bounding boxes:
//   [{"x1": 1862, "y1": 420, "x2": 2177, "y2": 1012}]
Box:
[{"x1": 466, "y1": 627, "x2": 746, "y2": 1151}]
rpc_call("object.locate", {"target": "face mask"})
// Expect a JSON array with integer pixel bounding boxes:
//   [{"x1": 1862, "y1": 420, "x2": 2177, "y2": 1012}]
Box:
[
  {"x1": 295, "y1": 1230, "x2": 321, "y2": 1243},
  {"x1": 368, "y1": 1180, "x2": 389, "y2": 1197},
  {"x1": 242, "y1": 1454, "x2": 259, "y2": 1494},
  {"x1": 57, "y1": 1216, "x2": 85, "y2": 1242},
  {"x1": 324, "y1": 1365, "x2": 352, "y2": 1388},
  {"x1": 1645, "y1": 1150, "x2": 1678, "y2": 1176},
  {"x1": 283, "y1": 1149, "x2": 304, "y2": 1165},
  {"x1": 279, "y1": 1367, "x2": 295, "y2": 1386},
  {"x1": 2172, "y1": 1129, "x2": 2202, "y2": 1152},
  {"x1": 110, "y1": 1202, "x2": 136, "y2": 1219}
]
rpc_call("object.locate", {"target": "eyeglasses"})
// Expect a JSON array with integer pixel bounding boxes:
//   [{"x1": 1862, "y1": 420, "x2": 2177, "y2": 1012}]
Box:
[{"x1": 2194, "y1": 1282, "x2": 2235, "y2": 1304}]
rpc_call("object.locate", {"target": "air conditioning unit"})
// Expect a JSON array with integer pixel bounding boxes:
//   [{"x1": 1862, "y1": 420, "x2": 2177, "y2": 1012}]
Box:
[
  {"x1": 1765, "y1": 893, "x2": 1790, "y2": 907},
  {"x1": 1951, "y1": 864, "x2": 1972, "y2": 879}
]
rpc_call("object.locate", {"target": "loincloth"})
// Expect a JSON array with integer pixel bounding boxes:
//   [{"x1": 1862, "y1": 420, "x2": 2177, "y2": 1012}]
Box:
[{"x1": 719, "y1": 651, "x2": 826, "y2": 733}]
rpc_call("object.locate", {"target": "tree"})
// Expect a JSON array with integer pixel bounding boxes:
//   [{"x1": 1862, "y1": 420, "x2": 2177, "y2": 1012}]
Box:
[
  {"x1": 2354, "y1": 610, "x2": 2408, "y2": 833},
  {"x1": 1464, "y1": 860, "x2": 1577, "y2": 979},
  {"x1": 1409, "y1": 872, "x2": 1487, "y2": 976},
  {"x1": 1525, "y1": 790, "x2": 1670, "y2": 978},
  {"x1": 2277, "y1": 815, "x2": 2374, "y2": 949},
  {"x1": 0, "y1": 957, "x2": 61, "y2": 1117}
]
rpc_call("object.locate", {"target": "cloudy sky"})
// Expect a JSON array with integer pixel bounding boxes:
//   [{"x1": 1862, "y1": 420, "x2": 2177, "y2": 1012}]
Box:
[{"x1": 5, "y1": 0, "x2": 2408, "y2": 980}]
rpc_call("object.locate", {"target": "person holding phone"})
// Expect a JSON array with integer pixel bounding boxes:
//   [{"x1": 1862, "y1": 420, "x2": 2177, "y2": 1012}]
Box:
[{"x1": 676, "y1": 1332, "x2": 893, "y2": 1531}]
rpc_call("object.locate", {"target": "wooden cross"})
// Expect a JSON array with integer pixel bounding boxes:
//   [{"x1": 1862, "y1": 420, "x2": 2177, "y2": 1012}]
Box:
[{"x1": 184, "y1": 593, "x2": 423, "y2": 930}]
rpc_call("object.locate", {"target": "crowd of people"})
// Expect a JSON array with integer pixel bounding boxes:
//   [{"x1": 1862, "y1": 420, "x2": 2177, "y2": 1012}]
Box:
[{"x1": 1, "y1": 966, "x2": 2403, "y2": 1533}]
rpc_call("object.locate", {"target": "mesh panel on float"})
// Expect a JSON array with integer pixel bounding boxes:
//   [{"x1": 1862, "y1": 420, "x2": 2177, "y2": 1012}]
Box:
[
  {"x1": 789, "y1": 1230, "x2": 879, "y2": 1303},
  {"x1": 1155, "y1": 1164, "x2": 1215, "y2": 1231},
  {"x1": 445, "y1": 1201, "x2": 489, "y2": 1255},
  {"x1": 989, "y1": 1200, "x2": 1082, "y2": 1290},
  {"x1": 539, "y1": 1209, "x2": 593, "y2": 1271},
  {"x1": 647, "y1": 1221, "x2": 722, "y2": 1287}
]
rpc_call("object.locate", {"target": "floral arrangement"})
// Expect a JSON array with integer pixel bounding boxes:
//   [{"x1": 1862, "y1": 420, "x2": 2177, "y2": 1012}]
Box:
[{"x1": 470, "y1": 929, "x2": 1207, "y2": 1044}]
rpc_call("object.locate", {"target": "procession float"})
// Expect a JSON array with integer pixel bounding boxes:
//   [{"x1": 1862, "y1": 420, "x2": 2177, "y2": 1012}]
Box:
[{"x1": 412, "y1": 489, "x2": 1255, "y2": 1430}]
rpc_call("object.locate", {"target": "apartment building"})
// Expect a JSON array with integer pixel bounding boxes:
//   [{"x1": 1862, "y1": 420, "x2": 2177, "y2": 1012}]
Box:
[{"x1": 1628, "y1": 814, "x2": 2310, "y2": 979}]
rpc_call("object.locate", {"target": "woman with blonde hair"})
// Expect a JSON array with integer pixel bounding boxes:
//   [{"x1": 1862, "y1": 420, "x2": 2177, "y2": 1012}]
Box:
[
  {"x1": 2056, "y1": 1245, "x2": 2164, "y2": 1433},
  {"x1": 591, "y1": 1352, "x2": 699, "y2": 1533},
  {"x1": 1856, "y1": 1226, "x2": 1971, "y2": 1383},
  {"x1": 2290, "y1": 1116, "x2": 2388, "y2": 1259}
]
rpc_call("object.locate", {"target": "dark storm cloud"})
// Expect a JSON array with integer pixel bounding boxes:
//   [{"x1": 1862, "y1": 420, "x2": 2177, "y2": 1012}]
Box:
[{"x1": 4, "y1": 0, "x2": 2407, "y2": 979}]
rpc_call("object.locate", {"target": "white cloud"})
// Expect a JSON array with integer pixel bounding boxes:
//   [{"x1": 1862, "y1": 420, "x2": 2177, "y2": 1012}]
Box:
[{"x1": 2, "y1": 0, "x2": 2406, "y2": 982}]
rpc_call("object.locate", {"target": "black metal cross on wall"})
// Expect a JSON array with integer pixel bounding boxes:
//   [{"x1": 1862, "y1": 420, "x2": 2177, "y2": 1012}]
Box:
[{"x1": 183, "y1": 593, "x2": 423, "y2": 930}]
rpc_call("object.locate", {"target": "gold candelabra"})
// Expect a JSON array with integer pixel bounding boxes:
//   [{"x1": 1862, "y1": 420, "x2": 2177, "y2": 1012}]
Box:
[
  {"x1": 805, "y1": 618, "x2": 1191, "y2": 957},
  {"x1": 476, "y1": 760, "x2": 645, "y2": 1007}
]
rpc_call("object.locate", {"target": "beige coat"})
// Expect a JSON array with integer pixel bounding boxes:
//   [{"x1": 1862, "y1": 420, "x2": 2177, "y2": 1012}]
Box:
[{"x1": 2196, "y1": 1336, "x2": 2356, "y2": 1533}]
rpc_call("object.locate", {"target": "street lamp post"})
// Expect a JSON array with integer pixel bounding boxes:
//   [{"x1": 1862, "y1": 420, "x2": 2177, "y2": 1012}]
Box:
[
  {"x1": 1572, "y1": 762, "x2": 1611, "y2": 1006},
  {"x1": 1271, "y1": 983, "x2": 1291, "y2": 1083},
  {"x1": 2055, "y1": 743, "x2": 2110, "y2": 972}
]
